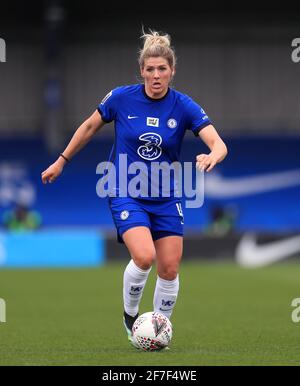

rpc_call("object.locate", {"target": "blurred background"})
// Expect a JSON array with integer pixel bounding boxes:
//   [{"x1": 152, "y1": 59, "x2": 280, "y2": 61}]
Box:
[{"x1": 1, "y1": 0, "x2": 300, "y2": 268}]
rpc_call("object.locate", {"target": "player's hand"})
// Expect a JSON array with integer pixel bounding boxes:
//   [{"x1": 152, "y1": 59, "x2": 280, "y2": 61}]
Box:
[
  {"x1": 196, "y1": 153, "x2": 217, "y2": 172},
  {"x1": 41, "y1": 160, "x2": 64, "y2": 184}
]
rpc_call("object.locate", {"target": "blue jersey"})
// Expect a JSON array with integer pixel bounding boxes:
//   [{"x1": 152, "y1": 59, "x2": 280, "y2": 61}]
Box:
[{"x1": 97, "y1": 84, "x2": 211, "y2": 200}]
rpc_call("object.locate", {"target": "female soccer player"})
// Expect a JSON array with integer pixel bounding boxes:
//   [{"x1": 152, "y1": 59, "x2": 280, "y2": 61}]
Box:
[{"x1": 41, "y1": 30, "x2": 228, "y2": 347}]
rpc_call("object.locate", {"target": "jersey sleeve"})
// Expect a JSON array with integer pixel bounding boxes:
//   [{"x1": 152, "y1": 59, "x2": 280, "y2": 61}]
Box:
[
  {"x1": 185, "y1": 97, "x2": 212, "y2": 137},
  {"x1": 97, "y1": 87, "x2": 123, "y2": 123}
]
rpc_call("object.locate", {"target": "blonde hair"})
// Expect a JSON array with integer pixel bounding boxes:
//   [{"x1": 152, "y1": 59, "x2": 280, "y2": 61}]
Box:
[{"x1": 138, "y1": 29, "x2": 176, "y2": 69}]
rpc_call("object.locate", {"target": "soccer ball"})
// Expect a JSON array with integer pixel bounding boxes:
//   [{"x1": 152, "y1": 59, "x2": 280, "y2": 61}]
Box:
[{"x1": 132, "y1": 311, "x2": 172, "y2": 351}]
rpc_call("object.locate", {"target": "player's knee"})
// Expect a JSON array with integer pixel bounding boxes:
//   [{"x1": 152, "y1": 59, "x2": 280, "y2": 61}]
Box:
[
  {"x1": 132, "y1": 248, "x2": 155, "y2": 270},
  {"x1": 159, "y1": 267, "x2": 178, "y2": 281}
]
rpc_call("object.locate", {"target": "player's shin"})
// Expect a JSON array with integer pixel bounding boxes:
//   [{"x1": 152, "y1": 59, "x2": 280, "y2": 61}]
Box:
[
  {"x1": 153, "y1": 275, "x2": 179, "y2": 319},
  {"x1": 123, "y1": 259, "x2": 151, "y2": 317}
]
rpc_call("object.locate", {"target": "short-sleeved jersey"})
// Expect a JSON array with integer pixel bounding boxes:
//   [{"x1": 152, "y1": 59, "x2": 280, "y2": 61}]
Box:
[{"x1": 97, "y1": 84, "x2": 211, "y2": 200}]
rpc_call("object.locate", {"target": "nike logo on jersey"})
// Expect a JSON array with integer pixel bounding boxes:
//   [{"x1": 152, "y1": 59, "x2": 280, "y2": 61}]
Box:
[{"x1": 128, "y1": 115, "x2": 138, "y2": 119}]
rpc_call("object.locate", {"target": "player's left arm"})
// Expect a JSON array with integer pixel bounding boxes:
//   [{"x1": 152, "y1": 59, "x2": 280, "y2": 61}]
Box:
[{"x1": 196, "y1": 124, "x2": 228, "y2": 172}]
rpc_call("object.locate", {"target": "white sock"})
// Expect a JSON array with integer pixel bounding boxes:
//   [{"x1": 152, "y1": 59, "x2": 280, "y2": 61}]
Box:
[
  {"x1": 153, "y1": 275, "x2": 179, "y2": 319},
  {"x1": 123, "y1": 259, "x2": 151, "y2": 317}
]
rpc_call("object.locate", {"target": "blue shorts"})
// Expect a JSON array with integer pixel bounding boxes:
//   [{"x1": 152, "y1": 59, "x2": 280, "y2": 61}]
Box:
[{"x1": 109, "y1": 197, "x2": 184, "y2": 243}]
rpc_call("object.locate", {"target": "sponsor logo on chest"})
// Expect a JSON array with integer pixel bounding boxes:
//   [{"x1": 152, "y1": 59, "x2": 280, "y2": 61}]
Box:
[{"x1": 147, "y1": 117, "x2": 159, "y2": 127}]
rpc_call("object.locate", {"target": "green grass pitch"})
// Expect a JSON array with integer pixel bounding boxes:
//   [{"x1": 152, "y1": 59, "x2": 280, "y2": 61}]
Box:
[{"x1": 0, "y1": 261, "x2": 300, "y2": 366}]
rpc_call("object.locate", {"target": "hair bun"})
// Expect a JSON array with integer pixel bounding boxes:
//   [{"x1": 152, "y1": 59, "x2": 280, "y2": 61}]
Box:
[
  {"x1": 138, "y1": 28, "x2": 176, "y2": 68},
  {"x1": 142, "y1": 30, "x2": 171, "y2": 50}
]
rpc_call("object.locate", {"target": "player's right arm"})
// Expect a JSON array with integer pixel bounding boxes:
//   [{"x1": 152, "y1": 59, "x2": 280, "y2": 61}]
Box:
[{"x1": 41, "y1": 110, "x2": 105, "y2": 184}]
